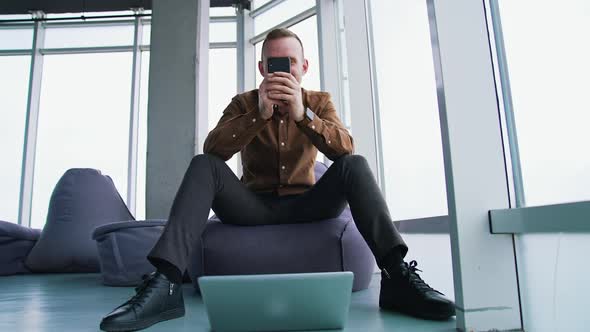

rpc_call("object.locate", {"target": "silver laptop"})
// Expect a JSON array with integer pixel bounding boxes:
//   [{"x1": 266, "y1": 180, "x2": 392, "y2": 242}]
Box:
[{"x1": 198, "y1": 272, "x2": 354, "y2": 332}]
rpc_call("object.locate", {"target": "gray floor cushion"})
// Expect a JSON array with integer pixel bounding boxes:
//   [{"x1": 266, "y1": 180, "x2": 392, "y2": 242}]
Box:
[
  {"x1": 189, "y1": 212, "x2": 375, "y2": 292},
  {"x1": 25, "y1": 168, "x2": 134, "y2": 273},
  {"x1": 92, "y1": 220, "x2": 167, "y2": 286},
  {"x1": 187, "y1": 161, "x2": 376, "y2": 292},
  {"x1": 0, "y1": 220, "x2": 41, "y2": 276}
]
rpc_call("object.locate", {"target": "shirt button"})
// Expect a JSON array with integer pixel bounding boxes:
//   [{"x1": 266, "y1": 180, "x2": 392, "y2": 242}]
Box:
[
  {"x1": 280, "y1": 120, "x2": 284, "y2": 124},
  {"x1": 281, "y1": 142, "x2": 285, "y2": 146},
  {"x1": 281, "y1": 165, "x2": 286, "y2": 170},
  {"x1": 252, "y1": 118, "x2": 257, "y2": 122},
  {"x1": 328, "y1": 140, "x2": 331, "y2": 144},
  {"x1": 311, "y1": 125, "x2": 316, "y2": 130},
  {"x1": 232, "y1": 134, "x2": 236, "y2": 138}
]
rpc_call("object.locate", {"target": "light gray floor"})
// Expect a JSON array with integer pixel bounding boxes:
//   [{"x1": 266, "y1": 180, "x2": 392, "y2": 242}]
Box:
[
  {"x1": 0, "y1": 274, "x2": 455, "y2": 332},
  {"x1": 0, "y1": 235, "x2": 456, "y2": 331}
]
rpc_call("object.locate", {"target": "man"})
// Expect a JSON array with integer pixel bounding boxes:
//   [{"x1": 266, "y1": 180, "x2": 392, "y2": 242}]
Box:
[{"x1": 99, "y1": 28, "x2": 455, "y2": 332}]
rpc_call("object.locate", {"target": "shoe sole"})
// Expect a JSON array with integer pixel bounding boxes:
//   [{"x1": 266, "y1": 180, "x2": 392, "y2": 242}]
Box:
[
  {"x1": 380, "y1": 301, "x2": 455, "y2": 321},
  {"x1": 100, "y1": 307, "x2": 185, "y2": 332}
]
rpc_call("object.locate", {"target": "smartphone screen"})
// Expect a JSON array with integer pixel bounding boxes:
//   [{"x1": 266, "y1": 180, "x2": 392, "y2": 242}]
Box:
[{"x1": 267, "y1": 57, "x2": 291, "y2": 74}]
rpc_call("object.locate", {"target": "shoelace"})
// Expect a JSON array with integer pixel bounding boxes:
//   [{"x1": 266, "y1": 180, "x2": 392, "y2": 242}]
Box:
[
  {"x1": 124, "y1": 274, "x2": 155, "y2": 307},
  {"x1": 403, "y1": 260, "x2": 443, "y2": 295}
]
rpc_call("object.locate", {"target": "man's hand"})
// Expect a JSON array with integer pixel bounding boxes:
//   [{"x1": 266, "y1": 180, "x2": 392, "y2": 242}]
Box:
[
  {"x1": 265, "y1": 72, "x2": 305, "y2": 122},
  {"x1": 258, "y1": 76, "x2": 276, "y2": 120}
]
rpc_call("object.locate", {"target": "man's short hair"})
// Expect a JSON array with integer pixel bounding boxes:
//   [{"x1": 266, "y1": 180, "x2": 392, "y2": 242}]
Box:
[{"x1": 261, "y1": 28, "x2": 305, "y2": 61}]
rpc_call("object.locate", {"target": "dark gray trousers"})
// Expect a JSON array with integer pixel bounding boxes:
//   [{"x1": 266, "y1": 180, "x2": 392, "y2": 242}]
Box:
[{"x1": 147, "y1": 153, "x2": 407, "y2": 275}]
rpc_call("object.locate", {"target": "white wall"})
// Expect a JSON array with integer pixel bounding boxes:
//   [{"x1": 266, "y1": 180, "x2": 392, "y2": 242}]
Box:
[
  {"x1": 496, "y1": 1, "x2": 590, "y2": 330},
  {"x1": 515, "y1": 234, "x2": 590, "y2": 331}
]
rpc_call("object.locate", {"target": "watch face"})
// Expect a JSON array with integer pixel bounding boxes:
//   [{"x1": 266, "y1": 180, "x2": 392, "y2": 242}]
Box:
[{"x1": 306, "y1": 108, "x2": 315, "y2": 121}]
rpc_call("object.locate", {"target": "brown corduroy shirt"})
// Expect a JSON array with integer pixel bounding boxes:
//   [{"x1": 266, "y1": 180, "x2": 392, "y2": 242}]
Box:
[{"x1": 203, "y1": 88, "x2": 354, "y2": 196}]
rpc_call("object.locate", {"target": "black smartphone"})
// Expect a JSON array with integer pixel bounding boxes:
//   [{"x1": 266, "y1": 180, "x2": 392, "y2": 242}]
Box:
[{"x1": 267, "y1": 57, "x2": 291, "y2": 74}]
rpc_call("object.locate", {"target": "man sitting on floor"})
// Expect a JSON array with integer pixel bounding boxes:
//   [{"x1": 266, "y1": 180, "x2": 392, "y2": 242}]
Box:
[{"x1": 99, "y1": 28, "x2": 455, "y2": 332}]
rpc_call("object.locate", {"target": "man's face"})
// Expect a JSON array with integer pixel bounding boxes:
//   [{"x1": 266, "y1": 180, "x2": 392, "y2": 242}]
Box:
[{"x1": 258, "y1": 37, "x2": 309, "y2": 84}]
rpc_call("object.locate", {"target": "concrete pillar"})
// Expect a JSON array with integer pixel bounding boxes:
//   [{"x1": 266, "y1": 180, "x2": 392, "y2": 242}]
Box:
[
  {"x1": 427, "y1": 0, "x2": 522, "y2": 330},
  {"x1": 146, "y1": 0, "x2": 210, "y2": 219}
]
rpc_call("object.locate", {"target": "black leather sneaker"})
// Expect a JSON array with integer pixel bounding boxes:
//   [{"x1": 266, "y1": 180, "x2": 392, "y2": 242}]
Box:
[
  {"x1": 100, "y1": 272, "x2": 185, "y2": 331},
  {"x1": 379, "y1": 260, "x2": 455, "y2": 320}
]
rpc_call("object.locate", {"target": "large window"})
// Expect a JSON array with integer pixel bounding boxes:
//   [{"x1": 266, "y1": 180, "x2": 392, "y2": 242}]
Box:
[
  {"x1": 370, "y1": 0, "x2": 447, "y2": 221},
  {"x1": 490, "y1": 2, "x2": 590, "y2": 331},
  {"x1": 44, "y1": 24, "x2": 134, "y2": 48},
  {"x1": 136, "y1": 51, "x2": 150, "y2": 220},
  {"x1": 208, "y1": 16, "x2": 239, "y2": 174},
  {"x1": 209, "y1": 48, "x2": 238, "y2": 174},
  {"x1": 0, "y1": 18, "x2": 33, "y2": 223},
  {"x1": 252, "y1": 0, "x2": 273, "y2": 9},
  {"x1": 2, "y1": 13, "x2": 145, "y2": 227},
  {"x1": 0, "y1": 56, "x2": 30, "y2": 223},
  {"x1": 0, "y1": 27, "x2": 33, "y2": 49},
  {"x1": 210, "y1": 22, "x2": 236, "y2": 43},
  {"x1": 209, "y1": 19, "x2": 240, "y2": 176},
  {"x1": 289, "y1": 15, "x2": 321, "y2": 92},
  {"x1": 0, "y1": 11, "x2": 243, "y2": 225},
  {"x1": 254, "y1": 0, "x2": 316, "y2": 35},
  {"x1": 210, "y1": 7, "x2": 236, "y2": 17},
  {"x1": 496, "y1": 0, "x2": 590, "y2": 207},
  {"x1": 31, "y1": 53, "x2": 133, "y2": 229}
]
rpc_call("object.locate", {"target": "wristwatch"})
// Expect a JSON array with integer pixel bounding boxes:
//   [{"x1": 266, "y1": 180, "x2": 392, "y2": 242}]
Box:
[
  {"x1": 296, "y1": 107, "x2": 315, "y2": 125},
  {"x1": 304, "y1": 107, "x2": 315, "y2": 122}
]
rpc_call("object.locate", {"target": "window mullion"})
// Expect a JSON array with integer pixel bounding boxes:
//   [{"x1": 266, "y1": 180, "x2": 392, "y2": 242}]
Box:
[
  {"x1": 127, "y1": 14, "x2": 143, "y2": 217},
  {"x1": 18, "y1": 11, "x2": 46, "y2": 227}
]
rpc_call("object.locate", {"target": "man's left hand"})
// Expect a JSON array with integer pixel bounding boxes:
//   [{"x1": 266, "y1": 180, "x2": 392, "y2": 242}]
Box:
[{"x1": 266, "y1": 72, "x2": 305, "y2": 122}]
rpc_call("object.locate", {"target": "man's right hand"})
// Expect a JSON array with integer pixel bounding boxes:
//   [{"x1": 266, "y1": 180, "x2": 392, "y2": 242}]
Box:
[{"x1": 258, "y1": 76, "x2": 277, "y2": 120}]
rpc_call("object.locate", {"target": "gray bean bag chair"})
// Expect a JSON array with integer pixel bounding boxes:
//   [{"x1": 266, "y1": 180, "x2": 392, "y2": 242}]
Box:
[
  {"x1": 92, "y1": 220, "x2": 167, "y2": 286},
  {"x1": 0, "y1": 220, "x2": 41, "y2": 276},
  {"x1": 187, "y1": 162, "x2": 376, "y2": 292},
  {"x1": 25, "y1": 168, "x2": 134, "y2": 273}
]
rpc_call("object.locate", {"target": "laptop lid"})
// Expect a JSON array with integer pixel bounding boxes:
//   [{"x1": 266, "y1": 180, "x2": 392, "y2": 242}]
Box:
[{"x1": 198, "y1": 272, "x2": 354, "y2": 332}]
